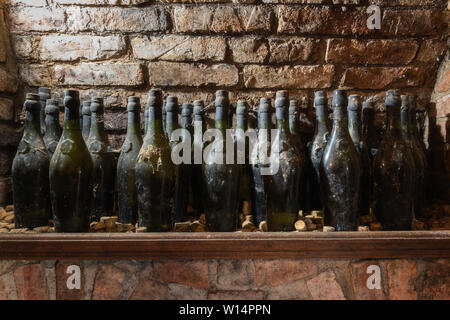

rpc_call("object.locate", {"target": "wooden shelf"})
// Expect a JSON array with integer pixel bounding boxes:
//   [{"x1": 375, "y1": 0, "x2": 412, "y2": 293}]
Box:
[{"x1": 0, "y1": 231, "x2": 449, "y2": 260}]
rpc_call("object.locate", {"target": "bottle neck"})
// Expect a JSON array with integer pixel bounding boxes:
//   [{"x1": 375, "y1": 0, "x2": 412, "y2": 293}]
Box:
[
  {"x1": 258, "y1": 112, "x2": 271, "y2": 130},
  {"x1": 182, "y1": 116, "x2": 192, "y2": 129},
  {"x1": 166, "y1": 110, "x2": 178, "y2": 137},
  {"x1": 25, "y1": 109, "x2": 41, "y2": 136},
  {"x1": 215, "y1": 106, "x2": 229, "y2": 130},
  {"x1": 362, "y1": 112, "x2": 374, "y2": 143},
  {"x1": 409, "y1": 109, "x2": 420, "y2": 139},
  {"x1": 348, "y1": 109, "x2": 361, "y2": 145},
  {"x1": 63, "y1": 107, "x2": 81, "y2": 131},
  {"x1": 147, "y1": 106, "x2": 165, "y2": 140},
  {"x1": 237, "y1": 115, "x2": 247, "y2": 131},
  {"x1": 289, "y1": 114, "x2": 299, "y2": 136},
  {"x1": 45, "y1": 114, "x2": 60, "y2": 137},
  {"x1": 82, "y1": 115, "x2": 91, "y2": 132},
  {"x1": 90, "y1": 112, "x2": 106, "y2": 140},
  {"x1": 315, "y1": 105, "x2": 329, "y2": 134},
  {"x1": 127, "y1": 111, "x2": 141, "y2": 136},
  {"x1": 386, "y1": 107, "x2": 402, "y2": 137}
]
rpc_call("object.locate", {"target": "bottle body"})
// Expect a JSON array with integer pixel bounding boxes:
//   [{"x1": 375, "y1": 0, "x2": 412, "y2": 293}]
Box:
[
  {"x1": 266, "y1": 91, "x2": 303, "y2": 231},
  {"x1": 320, "y1": 90, "x2": 361, "y2": 231},
  {"x1": 373, "y1": 91, "x2": 415, "y2": 230},
  {"x1": 135, "y1": 89, "x2": 175, "y2": 231},
  {"x1": 117, "y1": 97, "x2": 143, "y2": 224},
  {"x1": 12, "y1": 93, "x2": 51, "y2": 229},
  {"x1": 202, "y1": 91, "x2": 240, "y2": 231},
  {"x1": 50, "y1": 90, "x2": 93, "y2": 232},
  {"x1": 310, "y1": 91, "x2": 330, "y2": 211},
  {"x1": 87, "y1": 98, "x2": 115, "y2": 221}
]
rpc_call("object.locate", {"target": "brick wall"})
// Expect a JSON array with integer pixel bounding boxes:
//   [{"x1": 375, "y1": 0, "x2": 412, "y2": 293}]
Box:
[
  {"x1": 0, "y1": 258, "x2": 448, "y2": 300},
  {"x1": 1, "y1": 0, "x2": 449, "y2": 202}
]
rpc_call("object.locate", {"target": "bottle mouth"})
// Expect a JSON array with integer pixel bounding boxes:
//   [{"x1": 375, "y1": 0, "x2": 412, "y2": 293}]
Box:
[
  {"x1": 64, "y1": 89, "x2": 79, "y2": 98},
  {"x1": 26, "y1": 93, "x2": 40, "y2": 101},
  {"x1": 275, "y1": 90, "x2": 289, "y2": 99},
  {"x1": 165, "y1": 96, "x2": 178, "y2": 112},
  {"x1": 215, "y1": 90, "x2": 229, "y2": 98},
  {"x1": 348, "y1": 95, "x2": 361, "y2": 111},
  {"x1": 258, "y1": 98, "x2": 271, "y2": 113},
  {"x1": 332, "y1": 89, "x2": 347, "y2": 108}
]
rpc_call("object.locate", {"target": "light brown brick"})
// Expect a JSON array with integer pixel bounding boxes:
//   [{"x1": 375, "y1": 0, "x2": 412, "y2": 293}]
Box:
[
  {"x1": 9, "y1": 7, "x2": 65, "y2": 32},
  {"x1": 229, "y1": 37, "x2": 268, "y2": 63},
  {"x1": 243, "y1": 64, "x2": 335, "y2": 89},
  {"x1": 131, "y1": 35, "x2": 226, "y2": 62},
  {"x1": 66, "y1": 6, "x2": 169, "y2": 33},
  {"x1": 55, "y1": 63, "x2": 144, "y2": 86},
  {"x1": 40, "y1": 35, "x2": 126, "y2": 61},
  {"x1": 342, "y1": 66, "x2": 424, "y2": 89},
  {"x1": 326, "y1": 39, "x2": 419, "y2": 65},
  {"x1": 0, "y1": 67, "x2": 20, "y2": 93},
  {"x1": 268, "y1": 38, "x2": 321, "y2": 64},
  {"x1": 0, "y1": 98, "x2": 14, "y2": 121},
  {"x1": 149, "y1": 62, "x2": 239, "y2": 87}
]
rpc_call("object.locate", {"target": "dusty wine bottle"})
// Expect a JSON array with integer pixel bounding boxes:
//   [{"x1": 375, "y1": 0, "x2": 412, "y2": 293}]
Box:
[
  {"x1": 135, "y1": 89, "x2": 175, "y2": 231},
  {"x1": 162, "y1": 100, "x2": 167, "y2": 138},
  {"x1": 320, "y1": 90, "x2": 361, "y2": 231},
  {"x1": 203, "y1": 90, "x2": 240, "y2": 231},
  {"x1": 38, "y1": 87, "x2": 51, "y2": 136},
  {"x1": 362, "y1": 100, "x2": 376, "y2": 162},
  {"x1": 12, "y1": 93, "x2": 51, "y2": 229},
  {"x1": 165, "y1": 96, "x2": 179, "y2": 147},
  {"x1": 87, "y1": 97, "x2": 115, "y2": 221},
  {"x1": 266, "y1": 90, "x2": 303, "y2": 231},
  {"x1": 408, "y1": 95, "x2": 427, "y2": 220},
  {"x1": 117, "y1": 96, "x2": 143, "y2": 224},
  {"x1": 348, "y1": 95, "x2": 371, "y2": 216},
  {"x1": 251, "y1": 98, "x2": 271, "y2": 226},
  {"x1": 236, "y1": 100, "x2": 252, "y2": 215},
  {"x1": 43, "y1": 99, "x2": 61, "y2": 159},
  {"x1": 81, "y1": 101, "x2": 91, "y2": 141},
  {"x1": 192, "y1": 100, "x2": 205, "y2": 217},
  {"x1": 373, "y1": 90, "x2": 415, "y2": 230},
  {"x1": 310, "y1": 91, "x2": 330, "y2": 210},
  {"x1": 50, "y1": 90, "x2": 93, "y2": 232}
]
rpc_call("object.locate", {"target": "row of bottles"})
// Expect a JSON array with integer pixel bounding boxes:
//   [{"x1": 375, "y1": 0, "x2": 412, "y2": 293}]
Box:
[{"x1": 12, "y1": 87, "x2": 427, "y2": 232}]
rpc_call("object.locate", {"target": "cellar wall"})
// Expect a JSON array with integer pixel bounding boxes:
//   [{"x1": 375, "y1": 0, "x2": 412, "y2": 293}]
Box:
[
  {"x1": 0, "y1": 258, "x2": 449, "y2": 300},
  {"x1": 0, "y1": 0, "x2": 448, "y2": 204}
]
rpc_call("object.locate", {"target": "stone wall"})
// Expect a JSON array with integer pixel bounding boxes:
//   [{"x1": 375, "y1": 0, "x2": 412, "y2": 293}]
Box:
[
  {"x1": 0, "y1": 0, "x2": 449, "y2": 203},
  {"x1": 0, "y1": 258, "x2": 448, "y2": 300}
]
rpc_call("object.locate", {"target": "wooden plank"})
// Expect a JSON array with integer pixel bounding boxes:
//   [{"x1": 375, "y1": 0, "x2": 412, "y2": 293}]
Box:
[{"x1": 0, "y1": 231, "x2": 449, "y2": 260}]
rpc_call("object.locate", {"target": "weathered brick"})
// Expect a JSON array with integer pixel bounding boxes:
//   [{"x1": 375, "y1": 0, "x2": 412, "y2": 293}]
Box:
[
  {"x1": 368, "y1": 0, "x2": 445, "y2": 6},
  {"x1": 18, "y1": 64, "x2": 53, "y2": 87},
  {"x1": 11, "y1": 35, "x2": 38, "y2": 60},
  {"x1": 9, "y1": 7, "x2": 65, "y2": 32},
  {"x1": 243, "y1": 64, "x2": 335, "y2": 89},
  {"x1": 130, "y1": 279, "x2": 167, "y2": 300},
  {"x1": 435, "y1": 95, "x2": 449, "y2": 118},
  {"x1": 254, "y1": 259, "x2": 317, "y2": 287},
  {"x1": 0, "y1": 176, "x2": 12, "y2": 206},
  {"x1": 326, "y1": 39, "x2": 419, "y2": 65},
  {"x1": 0, "y1": 149, "x2": 14, "y2": 176},
  {"x1": 384, "y1": 260, "x2": 418, "y2": 300},
  {"x1": 0, "y1": 98, "x2": 14, "y2": 121},
  {"x1": 420, "y1": 259, "x2": 450, "y2": 300},
  {"x1": 381, "y1": 9, "x2": 444, "y2": 36},
  {"x1": 131, "y1": 35, "x2": 226, "y2": 62},
  {"x1": 149, "y1": 62, "x2": 238, "y2": 87},
  {"x1": 263, "y1": 0, "x2": 325, "y2": 3},
  {"x1": 14, "y1": 264, "x2": 49, "y2": 300},
  {"x1": 266, "y1": 279, "x2": 312, "y2": 299},
  {"x1": 216, "y1": 260, "x2": 255, "y2": 290},
  {"x1": 66, "y1": 7, "x2": 169, "y2": 33},
  {"x1": 0, "y1": 67, "x2": 20, "y2": 93},
  {"x1": 342, "y1": 67, "x2": 424, "y2": 89},
  {"x1": 55, "y1": 63, "x2": 144, "y2": 86},
  {"x1": 40, "y1": 35, "x2": 126, "y2": 61},
  {"x1": 437, "y1": 66, "x2": 450, "y2": 93},
  {"x1": 349, "y1": 261, "x2": 386, "y2": 300},
  {"x1": 417, "y1": 39, "x2": 448, "y2": 64},
  {"x1": 268, "y1": 38, "x2": 321, "y2": 64},
  {"x1": 208, "y1": 290, "x2": 265, "y2": 300},
  {"x1": 0, "y1": 38, "x2": 5, "y2": 63},
  {"x1": 229, "y1": 37, "x2": 268, "y2": 63},
  {"x1": 166, "y1": 283, "x2": 208, "y2": 300},
  {"x1": 173, "y1": 5, "x2": 272, "y2": 33},
  {"x1": 276, "y1": 6, "x2": 370, "y2": 35},
  {"x1": 152, "y1": 260, "x2": 210, "y2": 289},
  {"x1": 306, "y1": 270, "x2": 346, "y2": 300},
  {"x1": 9, "y1": 0, "x2": 47, "y2": 5},
  {"x1": 92, "y1": 264, "x2": 126, "y2": 300},
  {"x1": 55, "y1": 0, "x2": 151, "y2": 4},
  {"x1": 0, "y1": 272, "x2": 18, "y2": 300}
]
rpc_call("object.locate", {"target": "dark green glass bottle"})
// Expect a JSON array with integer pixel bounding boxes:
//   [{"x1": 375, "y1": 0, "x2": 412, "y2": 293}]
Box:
[
  {"x1": 362, "y1": 100, "x2": 376, "y2": 162},
  {"x1": 310, "y1": 91, "x2": 330, "y2": 211},
  {"x1": 162, "y1": 100, "x2": 167, "y2": 138},
  {"x1": 39, "y1": 87, "x2": 51, "y2": 136},
  {"x1": 320, "y1": 90, "x2": 361, "y2": 231},
  {"x1": 135, "y1": 89, "x2": 175, "y2": 231},
  {"x1": 266, "y1": 90, "x2": 303, "y2": 231},
  {"x1": 236, "y1": 100, "x2": 252, "y2": 214},
  {"x1": 288, "y1": 99, "x2": 308, "y2": 213},
  {"x1": 408, "y1": 95, "x2": 427, "y2": 220},
  {"x1": 81, "y1": 101, "x2": 91, "y2": 142},
  {"x1": 165, "y1": 96, "x2": 179, "y2": 148},
  {"x1": 251, "y1": 98, "x2": 271, "y2": 226},
  {"x1": 203, "y1": 90, "x2": 240, "y2": 231},
  {"x1": 12, "y1": 93, "x2": 51, "y2": 229},
  {"x1": 43, "y1": 99, "x2": 61, "y2": 159},
  {"x1": 144, "y1": 102, "x2": 149, "y2": 137},
  {"x1": 117, "y1": 96, "x2": 143, "y2": 224},
  {"x1": 87, "y1": 97, "x2": 115, "y2": 221},
  {"x1": 373, "y1": 90, "x2": 415, "y2": 230},
  {"x1": 50, "y1": 90, "x2": 93, "y2": 232},
  {"x1": 192, "y1": 100, "x2": 205, "y2": 217},
  {"x1": 348, "y1": 95, "x2": 371, "y2": 216},
  {"x1": 173, "y1": 103, "x2": 195, "y2": 223}
]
